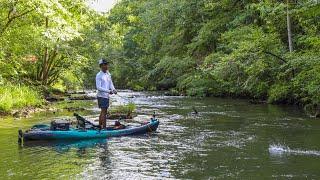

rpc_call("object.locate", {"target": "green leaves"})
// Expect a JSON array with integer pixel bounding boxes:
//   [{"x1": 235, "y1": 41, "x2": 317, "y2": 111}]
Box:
[
  {"x1": 0, "y1": 84, "x2": 43, "y2": 113},
  {"x1": 1, "y1": 0, "x2": 319, "y2": 113},
  {"x1": 104, "y1": 0, "x2": 320, "y2": 113},
  {"x1": 0, "y1": 0, "x2": 99, "y2": 87}
]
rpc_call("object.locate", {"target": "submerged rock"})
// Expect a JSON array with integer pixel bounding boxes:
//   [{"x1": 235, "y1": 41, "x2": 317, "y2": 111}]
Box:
[
  {"x1": 11, "y1": 107, "x2": 52, "y2": 118},
  {"x1": 249, "y1": 99, "x2": 267, "y2": 104},
  {"x1": 66, "y1": 91, "x2": 86, "y2": 95},
  {"x1": 304, "y1": 104, "x2": 320, "y2": 118},
  {"x1": 107, "y1": 113, "x2": 135, "y2": 119},
  {"x1": 64, "y1": 107, "x2": 86, "y2": 112},
  {"x1": 45, "y1": 95, "x2": 65, "y2": 102},
  {"x1": 164, "y1": 90, "x2": 182, "y2": 96},
  {"x1": 69, "y1": 95, "x2": 96, "y2": 100}
]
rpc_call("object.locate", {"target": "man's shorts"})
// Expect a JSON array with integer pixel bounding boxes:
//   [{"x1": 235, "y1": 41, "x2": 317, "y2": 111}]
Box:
[{"x1": 97, "y1": 97, "x2": 109, "y2": 109}]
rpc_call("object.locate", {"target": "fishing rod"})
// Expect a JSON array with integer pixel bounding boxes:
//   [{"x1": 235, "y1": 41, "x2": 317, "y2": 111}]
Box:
[{"x1": 115, "y1": 93, "x2": 131, "y2": 100}]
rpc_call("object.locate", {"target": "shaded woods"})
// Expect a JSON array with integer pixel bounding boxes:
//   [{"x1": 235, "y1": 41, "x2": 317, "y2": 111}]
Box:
[
  {"x1": 0, "y1": 0, "x2": 319, "y2": 116},
  {"x1": 107, "y1": 0, "x2": 320, "y2": 116}
]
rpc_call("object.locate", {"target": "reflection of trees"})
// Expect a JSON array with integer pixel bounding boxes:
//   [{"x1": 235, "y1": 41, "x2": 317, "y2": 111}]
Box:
[
  {"x1": 98, "y1": 142, "x2": 112, "y2": 168},
  {"x1": 73, "y1": 139, "x2": 108, "y2": 157},
  {"x1": 77, "y1": 147, "x2": 87, "y2": 156}
]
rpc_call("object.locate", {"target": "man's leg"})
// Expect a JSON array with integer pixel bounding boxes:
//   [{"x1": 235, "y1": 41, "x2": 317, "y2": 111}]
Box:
[
  {"x1": 103, "y1": 107, "x2": 107, "y2": 128},
  {"x1": 99, "y1": 110, "x2": 102, "y2": 128},
  {"x1": 99, "y1": 108, "x2": 107, "y2": 129}
]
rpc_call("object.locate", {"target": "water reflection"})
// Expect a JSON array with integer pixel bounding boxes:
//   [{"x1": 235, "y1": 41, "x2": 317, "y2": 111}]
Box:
[
  {"x1": 269, "y1": 144, "x2": 320, "y2": 156},
  {"x1": 1, "y1": 90, "x2": 320, "y2": 179},
  {"x1": 21, "y1": 139, "x2": 108, "y2": 154}
]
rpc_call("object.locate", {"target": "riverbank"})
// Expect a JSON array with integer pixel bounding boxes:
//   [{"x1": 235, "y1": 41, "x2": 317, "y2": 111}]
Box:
[
  {"x1": 161, "y1": 87, "x2": 319, "y2": 118},
  {"x1": 0, "y1": 85, "x2": 43, "y2": 116},
  {"x1": 0, "y1": 88, "x2": 137, "y2": 119},
  {"x1": 0, "y1": 85, "x2": 91, "y2": 118},
  {"x1": 0, "y1": 106, "x2": 57, "y2": 118},
  {"x1": 144, "y1": 88, "x2": 319, "y2": 118},
  {"x1": 1, "y1": 84, "x2": 318, "y2": 119}
]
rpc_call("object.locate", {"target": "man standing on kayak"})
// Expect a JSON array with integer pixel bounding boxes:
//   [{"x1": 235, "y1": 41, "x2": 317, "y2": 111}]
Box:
[{"x1": 96, "y1": 59, "x2": 117, "y2": 129}]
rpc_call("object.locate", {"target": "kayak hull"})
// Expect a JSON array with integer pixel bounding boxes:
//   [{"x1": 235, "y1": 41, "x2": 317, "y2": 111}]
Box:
[{"x1": 23, "y1": 120, "x2": 159, "y2": 141}]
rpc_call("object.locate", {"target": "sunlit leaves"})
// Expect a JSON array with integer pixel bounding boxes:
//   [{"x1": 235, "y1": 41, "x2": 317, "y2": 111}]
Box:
[{"x1": 0, "y1": 0, "x2": 96, "y2": 86}]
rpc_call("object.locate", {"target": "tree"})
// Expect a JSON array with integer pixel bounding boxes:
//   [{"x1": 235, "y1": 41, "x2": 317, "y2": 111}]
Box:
[{"x1": 286, "y1": 0, "x2": 293, "y2": 52}]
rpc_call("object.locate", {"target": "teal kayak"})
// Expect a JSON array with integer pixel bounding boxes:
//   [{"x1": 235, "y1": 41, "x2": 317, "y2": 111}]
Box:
[{"x1": 21, "y1": 118, "x2": 159, "y2": 141}]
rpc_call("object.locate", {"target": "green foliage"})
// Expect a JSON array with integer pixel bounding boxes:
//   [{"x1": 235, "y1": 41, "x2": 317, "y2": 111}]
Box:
[
  {"x1": 0, "y1": 85, "x2": 43, "y2": 113},
  {"x1": 290, "y1": 54, "x2": 320, "y2": 105},
  {"x1": 0, "y1": 0, "x2": 99, "y2": 87},
  {"x1": 60, "y1": 71, "x2": 82, "y2": 91},
  {"x1": 268, "y1": 84, "x2": 292, "y2": 104},
  {"x1": 147, "y1": 56, "x2": 196, "y2": 89},
  {"x1": 177, "y1": 72, "x2": 219, "y2": 97},
  {"x1": 0, "y1": 0, "x2": 319, "y2": 115},
  {"x1": 104, "y1": 0, "x2": 320, "y2": 113},
  {"x1": 109, "y1": 102, "x2": 136, "y2": 115}
]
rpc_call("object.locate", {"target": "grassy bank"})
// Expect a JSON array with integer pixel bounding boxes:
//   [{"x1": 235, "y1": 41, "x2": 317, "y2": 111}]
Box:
[{"x1": 0, "y1": 85, "x2": 43, "y2": 114}]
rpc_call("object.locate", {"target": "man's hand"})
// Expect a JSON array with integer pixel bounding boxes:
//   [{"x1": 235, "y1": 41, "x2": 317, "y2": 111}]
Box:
[{"x1": 109, "y1": 90, "x2": 113, "y2": 94}]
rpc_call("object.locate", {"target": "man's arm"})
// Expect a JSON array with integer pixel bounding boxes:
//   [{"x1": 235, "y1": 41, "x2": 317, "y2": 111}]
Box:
[
  {"x1": 110, "y1": 79, "x2": 116, "y2": 91},
  {"x1": 96, "y1": 75, "x2": 110, "y2": 93},
  {"x1": 110, "y1": 75, "x2": 117, "y2": 93}
]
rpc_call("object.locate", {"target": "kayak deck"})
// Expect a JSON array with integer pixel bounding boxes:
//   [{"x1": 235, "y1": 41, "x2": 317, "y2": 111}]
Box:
[{"x1": 23, "y1": 120, "x2": 159, "y2": 141}]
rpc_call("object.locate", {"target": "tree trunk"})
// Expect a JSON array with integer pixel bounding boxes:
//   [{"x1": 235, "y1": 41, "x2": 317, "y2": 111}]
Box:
[
  {"x1": 44, "y1": 47, "x2": 58, "y2": 82},
  {"x1": 286, "y1": 0, "x2": 293, "y2": 52},
  {"x1": 42, "y1": 17, "x2": 49, "y2": 85}
]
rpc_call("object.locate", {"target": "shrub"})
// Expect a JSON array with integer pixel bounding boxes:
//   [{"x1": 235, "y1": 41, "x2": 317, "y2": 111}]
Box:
[
  {"x1": 110, "y1": 102, "x2": 136, "y2": 115},
  {"x1": 268, "y1": 84, "x2": 292, "y2": 104},
  {"x1": 0, "y1": 85, "x2": 43, "y2": 113}
]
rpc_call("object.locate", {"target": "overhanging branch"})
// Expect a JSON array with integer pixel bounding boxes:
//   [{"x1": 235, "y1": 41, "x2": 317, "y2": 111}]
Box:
[
  {"x1": 261, "y1": 50, "x2": 287, "y2": 63},
  {"x1": 0, "y1": 8, "x2": 35, "y2": 36}
]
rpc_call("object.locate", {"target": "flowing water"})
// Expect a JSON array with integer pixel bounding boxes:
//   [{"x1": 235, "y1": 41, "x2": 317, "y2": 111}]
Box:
[{"x1": 1, "y1": 91, "x2": 320, "y2": 179}]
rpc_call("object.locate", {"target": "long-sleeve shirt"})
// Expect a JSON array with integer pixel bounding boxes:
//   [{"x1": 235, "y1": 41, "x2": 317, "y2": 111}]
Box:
[{"x1": 96, "y1": 70, "x2": 116, "y2": 98}]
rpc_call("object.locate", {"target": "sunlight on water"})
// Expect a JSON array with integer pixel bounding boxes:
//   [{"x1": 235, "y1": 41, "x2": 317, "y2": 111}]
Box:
[
  {"x1": 1, "y1": 90, "x2": 320, "y2": 179},
  {"x1": 269, "y1": 144, "x2": 320, "y2": 156}
]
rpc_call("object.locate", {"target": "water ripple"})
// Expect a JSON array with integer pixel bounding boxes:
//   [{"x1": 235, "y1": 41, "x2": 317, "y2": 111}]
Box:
[{"x1": 269, "y1": 144, "x2": 320, "y2": 156}]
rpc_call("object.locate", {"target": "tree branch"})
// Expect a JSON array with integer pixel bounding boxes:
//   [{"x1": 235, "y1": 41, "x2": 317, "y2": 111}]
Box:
[
  {"x1": 0, "y1": 8, "x2": 35, "y2": 36},
  {"x1": 261, "y1": 50, "x2": 287, "y2": 63}
]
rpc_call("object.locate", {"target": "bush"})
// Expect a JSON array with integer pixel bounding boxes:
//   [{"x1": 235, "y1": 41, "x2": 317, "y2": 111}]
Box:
[
  {"x1": 130, "y1": 83, "x2": 144, "y2": 91},
  {"x1": 177, "y1": 72, "x2": 222, "y2": 97},
  {"x1": 110, "y1": 102, "x2": 136, "y2": 115},
  {"x1": 268, "y1": 84, "x2": 292, "y2": 104},
  {"x1": 0, "y1": 85, "x2": 43, "y2": 113}
]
